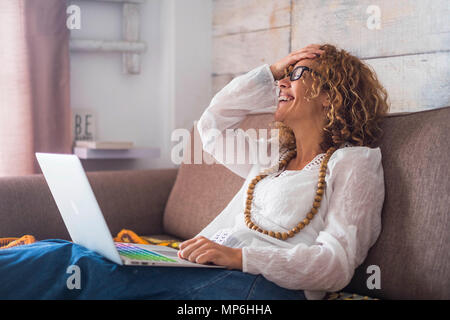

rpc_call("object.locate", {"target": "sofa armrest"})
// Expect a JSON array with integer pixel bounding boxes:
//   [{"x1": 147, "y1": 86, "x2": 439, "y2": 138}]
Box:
[{"x1": 0, "y1": 168, "x2": 179, "y2": 241}]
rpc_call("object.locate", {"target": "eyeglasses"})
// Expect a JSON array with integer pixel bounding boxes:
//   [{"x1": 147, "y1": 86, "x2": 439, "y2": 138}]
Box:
[{"x1": 285, "y1": 66, "x2": 312, "y2": 81}]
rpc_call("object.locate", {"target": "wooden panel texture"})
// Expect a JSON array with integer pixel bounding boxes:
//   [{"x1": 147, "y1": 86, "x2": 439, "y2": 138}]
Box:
[
  {"x1": 213, "y1": 0, "x2": 291, "y2": 36},
  {"x1": 211, "y1": 0, "x2": 450, "y2": 112}
]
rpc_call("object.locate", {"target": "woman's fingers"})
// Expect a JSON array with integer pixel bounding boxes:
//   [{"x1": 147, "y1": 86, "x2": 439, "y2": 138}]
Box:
[
  {"x1": 178, "y1": 237, "x2": 221, "y2": 264},
  {"x1": 178, "y1": 236, "x2": 211, "y2": 260},
  {"x1": 291, "y1": 49, "x2": 324, "y2": 60},
  {"x1": 185, "y1": 242, "x2": 214, "y2": 263},
  {"x1": 290, "y1": 44, "x2": 323, "y2": 55},
  {"x1": 288, "y1": 46, "x2": 324, "y2": 64},
  {"x1": 178, "y1": 235, "x2": 208, "y2": 250},
  {"x1": 294, "y1": 52, "x2": 321, "y2": 61},
  {"x1": 271, "y1": 44, "x2": 325, "y2": 80},
  {"x1": 287, "y1": 48, "x2": 324, "y2": 68},
  {"x1": 189, "y1": 246, "x2": 225, "y2": 266},
  {"x1": 178, "y1": 237, "x2": 197, "y2": 250},
  {"x1": 195, "y1": 250, "x2": 217, "y2": 265},
  {"x1": 178, "y1": 238, "x2": 242, "y2": 270},
  {"x1": 285, "y1": 51, "x2": 321, "y2": 68}
]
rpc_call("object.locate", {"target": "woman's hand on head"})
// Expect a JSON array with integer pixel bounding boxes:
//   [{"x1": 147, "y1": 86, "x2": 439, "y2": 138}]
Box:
[
  {"x1": 178, "y1": 236, "x2": 242, "y2": 270},
  {"x1": 270, "y1": 44, "x2": 325, "y2": 80}
]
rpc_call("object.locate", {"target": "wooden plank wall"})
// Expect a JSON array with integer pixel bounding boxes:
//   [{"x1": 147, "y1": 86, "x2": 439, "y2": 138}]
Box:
[{"x1": 212, "y1": 0, "x2": 450, "y2": 113}]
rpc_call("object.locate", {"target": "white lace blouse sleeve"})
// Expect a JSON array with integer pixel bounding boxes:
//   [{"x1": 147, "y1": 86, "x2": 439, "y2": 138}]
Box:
[
  {"x1": 196, "y1": 64, "x2": 279, "y2": 179},
  {"x1": 242, "y1": 147, "x2": 385, "y2": 293}
]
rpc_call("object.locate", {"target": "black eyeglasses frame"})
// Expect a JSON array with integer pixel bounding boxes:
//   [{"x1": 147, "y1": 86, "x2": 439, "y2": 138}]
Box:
[{"x1": 286, "y1": 65, "x2": 312, "y2": 81}]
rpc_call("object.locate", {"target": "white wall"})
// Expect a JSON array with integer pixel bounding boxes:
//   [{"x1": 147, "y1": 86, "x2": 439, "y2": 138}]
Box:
[{"x1": 69, "y1": 0, "x2": 212, "y2": 171}]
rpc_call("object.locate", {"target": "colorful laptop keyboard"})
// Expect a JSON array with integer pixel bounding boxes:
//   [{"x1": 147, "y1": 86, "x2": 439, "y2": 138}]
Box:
[{"x1": 115, "y1": 243, "x2": 178, "y2": 262}]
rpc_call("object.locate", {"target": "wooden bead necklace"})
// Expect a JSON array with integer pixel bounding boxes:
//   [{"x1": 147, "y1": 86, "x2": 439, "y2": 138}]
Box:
[{"x1": 244, "y1": 146, "x2": 337, "y2": 240}]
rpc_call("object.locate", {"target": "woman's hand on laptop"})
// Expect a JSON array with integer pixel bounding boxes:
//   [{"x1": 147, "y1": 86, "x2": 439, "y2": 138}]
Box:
[{"x1": 178, "y1": 236, "x2": 242, "y2": 270}]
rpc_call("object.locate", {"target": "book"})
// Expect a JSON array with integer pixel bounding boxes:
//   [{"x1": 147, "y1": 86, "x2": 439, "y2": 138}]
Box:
[
  {"x1": 74, "y1": 140, "x2": 134, "y2": 150},
  {"x1": 73, "y1": 147, "x2": 160, "y2": 159}
]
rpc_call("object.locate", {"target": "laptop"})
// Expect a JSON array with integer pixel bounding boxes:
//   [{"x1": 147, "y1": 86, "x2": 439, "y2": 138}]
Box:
[{"x1": 35, "y1": 152, "x2": 223, "y2": 269}]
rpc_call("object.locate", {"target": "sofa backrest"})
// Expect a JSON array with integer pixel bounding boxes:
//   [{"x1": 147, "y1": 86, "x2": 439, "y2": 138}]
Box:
[
  {"x1": 163, "y1": 106, "x2": 450, "y2": 299},
  {"x1": 0, "y1": 169, "x2": 178, "y2": 240},
  {"x1": 163, "y1": 115, "x2": 270, "y2": 239},
  {"x1": 346, "y1": 106, "x2": 450, "y2": 300}
]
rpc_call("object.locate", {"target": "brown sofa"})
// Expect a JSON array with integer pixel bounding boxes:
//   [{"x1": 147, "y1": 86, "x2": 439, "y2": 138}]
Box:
[{"x1": 0, "y1": 106, "x2": 449, "y2": 300}]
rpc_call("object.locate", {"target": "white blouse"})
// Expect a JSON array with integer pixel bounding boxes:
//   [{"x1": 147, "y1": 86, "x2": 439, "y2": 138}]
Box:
[{"x1": 195, "y1": 64, "x2": 385, "y2": 300}]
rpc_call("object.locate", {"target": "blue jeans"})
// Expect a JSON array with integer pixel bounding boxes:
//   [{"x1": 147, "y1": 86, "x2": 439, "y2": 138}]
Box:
[{"x1": 0, "y1": 240, "x2": 306, "y2": 300}]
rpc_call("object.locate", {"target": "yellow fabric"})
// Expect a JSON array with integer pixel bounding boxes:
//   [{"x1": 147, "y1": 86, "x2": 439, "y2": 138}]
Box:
[
  {"x1": 325, "y1": 292, "x2": 378, "y2": 300},
  {"x1": 0, "y1": 229, "x2": 180, "y2": 250},
  {"x1": 0, "y1": 235, "x2": 36, "y2": 249},
  {"x1": 113, "y1": 229, "x2": 150, "y2": 244},
  {"x1": 113, "y1": 229, "x2": 181, "y2": 249}
]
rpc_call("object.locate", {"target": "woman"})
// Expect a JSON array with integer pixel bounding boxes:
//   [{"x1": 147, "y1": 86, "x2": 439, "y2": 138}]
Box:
[
  {"x1": 178, "y1": 43, "x2": 389, "y2": 299},
  {"x1": 0, "y1": 44, "x2": 389, "y2": 300}
]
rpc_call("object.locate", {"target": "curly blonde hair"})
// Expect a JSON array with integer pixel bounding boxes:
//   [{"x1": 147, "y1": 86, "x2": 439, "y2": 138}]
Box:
[{"x1": 270, "y1": 44, "x2": 390, "y2": 154}]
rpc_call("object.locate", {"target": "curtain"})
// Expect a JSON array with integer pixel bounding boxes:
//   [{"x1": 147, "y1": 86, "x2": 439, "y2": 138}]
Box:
[{"x1": 0, "y1": 0, "x2": 72, "y2": 176}]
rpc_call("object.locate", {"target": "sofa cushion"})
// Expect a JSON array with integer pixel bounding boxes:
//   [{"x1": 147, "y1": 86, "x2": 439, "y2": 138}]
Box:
[{"x1": 163, "y1": 114, "x2": 274, "y2": 239}]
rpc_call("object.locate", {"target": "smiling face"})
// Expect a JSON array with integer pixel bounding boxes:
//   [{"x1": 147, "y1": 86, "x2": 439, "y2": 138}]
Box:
[
  {"x1": 274, "y1": 59, "x2": 329, "y2": 129},
  {"x1": 273, "y1": 44, "x2": 390, "y2": 154}
]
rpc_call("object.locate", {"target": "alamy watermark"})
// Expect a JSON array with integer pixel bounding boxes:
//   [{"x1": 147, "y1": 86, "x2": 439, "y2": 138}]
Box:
[
  {"x1": 366, "y1": 5, "x2": 381, "y2": 30},
  {"x1": 366, "y1": 264, "x2": 381, "y2": 290},
  {"x1": 66, "y1": 5, "x2": 81, "y2": 30},
  {"x1": 66, "y1": 264, "x2": 81, "y2": 290},
  {"x1": 171, "y1": 121, "x2": 280, "y2": 167}
]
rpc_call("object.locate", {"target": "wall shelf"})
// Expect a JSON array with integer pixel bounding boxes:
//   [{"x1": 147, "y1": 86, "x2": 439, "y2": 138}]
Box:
[
  {"x1": 74, "y1": 147, "x2": 160, "y2": 159},
  {"x1": 92, "y1": 0, "x2": 144, "y2": 3},
  {"x1": 70, "y1": 39, "x2": 147, "y2": 53}
]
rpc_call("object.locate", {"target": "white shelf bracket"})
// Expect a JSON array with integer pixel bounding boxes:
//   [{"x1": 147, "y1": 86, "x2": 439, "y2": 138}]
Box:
[
  {"x1": 122, "y1": 3, "x2": 141, "y2": 74},
  {"x1": 69, "y1": 0, "x2": 146, "y2": 75}
]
